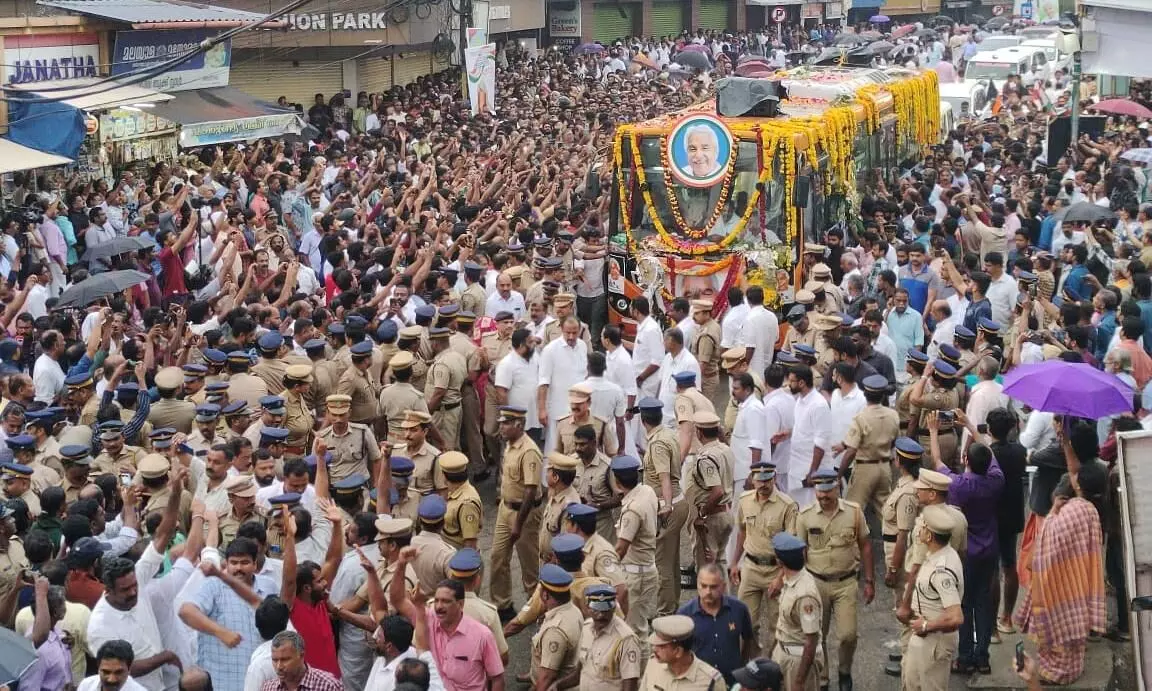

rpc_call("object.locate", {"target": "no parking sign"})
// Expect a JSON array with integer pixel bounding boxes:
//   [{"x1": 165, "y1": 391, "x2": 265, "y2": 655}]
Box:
[{"x1": 772, "y1": 6, "x2": 787, "y2": 22}]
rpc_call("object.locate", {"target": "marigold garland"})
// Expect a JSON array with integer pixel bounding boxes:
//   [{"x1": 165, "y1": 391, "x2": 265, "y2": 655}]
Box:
[{"x1": 661, "y1": 133, "x2": 739, "y2": 239}]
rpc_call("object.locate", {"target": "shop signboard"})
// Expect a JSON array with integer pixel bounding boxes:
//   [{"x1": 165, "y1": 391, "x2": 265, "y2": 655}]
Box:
[
  {"x1": 285, "y1": 12, "x2": 390, "y2": 30},
  {"x1": 549, "y1": 5, "x2": 581, "y2": 38},
  {"x1": 99, "y1": 108, "x2": 177, "y2": 142},
  {"x1": 179, "y1": 113, "x2": 303, "y2": 148},
  {"x1": 112, "y1": 29, "x2": 231, "y2": 93},
  {"x1": 4, "y1": 33, "x2": 100, "y2": 85},
  {"x1": 825, "y1": 1, "x2": 843, "y2": 18},
  {"x1": 801, "y1": 3, "x2": 822, "y2": 19}
]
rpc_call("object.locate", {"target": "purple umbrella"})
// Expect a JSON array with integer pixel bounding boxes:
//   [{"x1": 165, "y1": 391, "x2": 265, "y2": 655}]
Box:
[
  {"x1": 870, "y1": 14, "x2": 891, "y2": 23},
  {"x1": 572, "y1": 42, "x2": 605, "y2": 55},
  {"x1": 1002, "y1": 360, "x2": 1135, "y2": 418}
]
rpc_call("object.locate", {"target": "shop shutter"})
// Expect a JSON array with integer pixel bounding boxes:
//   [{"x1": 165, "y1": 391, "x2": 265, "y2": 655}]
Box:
[
  {"x1": 392, "y1": 51, "x2": 434, "y2": 88},
  {"x1": 358, "y1": 55, "x2": 393, "y2": 95},
  {"x1": 229, "y1": 59, "x2": 342, "y2": 108},
  {"x1": 696, "y1": 0, "x2": 730, "y2": 31},
  {"x1": 649, "y1": 1, "x2": 686, "y2": 39},
  {"x1": 594, "y1": 4, "x2": 637, "y2": 45}
]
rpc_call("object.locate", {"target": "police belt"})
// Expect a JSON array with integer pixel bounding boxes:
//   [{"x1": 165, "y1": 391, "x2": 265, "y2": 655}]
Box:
[
  {"x1": 503, "y1": 496, "x2": 543, "y2": 511},
  {"x1": 745, "y1": 553, "x2": 778, "y2": 567},
  {"x1": 882, "y1": 534, "x2": 898, "y2": 543},
  {"x1": 855, "y1": 458, "x2": 885, "y2": 464},
  {"x1": 284, "y1": 444, "x2": 308, "y2": 455},
  {"x1": 775, "y1": 641, "x2": 823, "y2": 657},
  {"x1": 621, "y1": 563, "x2": 657, "y2": 573},
  {"x1": 440, "y1": 401, "x2": 462, "y2": 411},
  {"x1": 810, "y1": 569, "x2": 858, "y2": 582},
  {"x1": 918, "y1": 427, "x2": 955, "y2": 435}
]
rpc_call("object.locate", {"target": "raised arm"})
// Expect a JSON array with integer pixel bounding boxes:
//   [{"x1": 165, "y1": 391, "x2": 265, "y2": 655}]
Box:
[
  {"x1": 280, "y1": 506, "x2": 298, "y2": 610},
  {"x1": 389, "y1": 545, "x2": 427, "y2": 649}
]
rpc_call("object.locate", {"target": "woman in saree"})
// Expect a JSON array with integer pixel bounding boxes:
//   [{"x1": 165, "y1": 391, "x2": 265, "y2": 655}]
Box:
[{"x1": 1014, "y1": 420, "x2": 1107, "y2": 685}]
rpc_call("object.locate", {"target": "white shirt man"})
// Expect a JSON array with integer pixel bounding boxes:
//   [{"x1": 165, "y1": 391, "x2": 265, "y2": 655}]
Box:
[
  {"x1": 580, "y1": 374, "x2": 627, "y2": 432},
  {"x1": 828, "y1": 381, "x2": 867, "y2": 469},
  {"x1": 33, "y1": 352, "x2": 65, "y2": 405},
  {"x1": 78, "y1": 677, "x2": 149, "y2": 691},
  {"x1": 365, "y1": 647, "x2": 445, "y2": 691},
  {"x1": 965, "y1": 376, "x2": 1008, "y2": 445},
  {"x1": 656, "y1": 348, "x2": 701, "y2": 428},
  {"x1": 538, "y1": 336, "x2": 589, "y2": 452},
  {"x1": 761, "y1": 386, "x2": 795, "y2": 491},
  {"x1": 24, "y1": 280, "x2": 49, "y2": 320},
  {"x1": 255, "y1": 482, "x2": 317, "y2": 512},
  {"x1": 1019, "y1": 409, "x2": 1056, "y2": 455},
  {"x1": 87, "y1": 545, "x2": 175, "y2": 691},
  {"x1": 927, "y1": 310, "x2": 959, "y2": 361},
  {"x1": 787, "y1": 387, "x2": 832, "y2": 508},
  {"x1": 986, "y1": 270, "x2": 1019, "y2": 326},
  {"x1": 632, "y1": 314, "x2": 665, "y2": 398},
  {"x1": 721, "y1": 299, "x2": 749, "y2": 348},
  {"x1": 485, "y1": 289, "x2": 526, "y2": 321},
  {"x1": 604, "y1": 341, "x2": 639, "y2": 456},
  {"x1": 676, "y1": 314, "x2": 696, "y2": 349},
  {"x1": 730, "y1": 393, "x2": 765, "y2": 489},
  {"x1": 741, "y1": 301, "x2": 779, "y2": 377},
  {"x1": 494, "y1": 348, "x2": 541, "y2": 431}
]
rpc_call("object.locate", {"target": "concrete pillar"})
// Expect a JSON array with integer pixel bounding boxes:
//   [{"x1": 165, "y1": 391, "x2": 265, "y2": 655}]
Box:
[
  {"x1": 641, "y1": 0, "x2": 653, "y2": 37},
  {"x1": 690, "y1": 0, "x2": 700, "y2": 31},
  {"x1": 734, "y1": 0, "x2": 745, "y2": 31},
  {"x1": 581, "y1": 0, "x2": 595, "y2": 41},
  {"x1": 342, "y1": 58, "x2": 358, "y2": 96}
]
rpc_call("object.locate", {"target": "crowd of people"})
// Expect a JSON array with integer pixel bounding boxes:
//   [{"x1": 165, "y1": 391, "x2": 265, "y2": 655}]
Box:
[{"x1": 0, "y1": 16, "x2": 1145, "y2": 691}]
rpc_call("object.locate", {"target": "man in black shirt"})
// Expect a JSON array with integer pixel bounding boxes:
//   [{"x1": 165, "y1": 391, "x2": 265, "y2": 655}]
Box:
[
  {"x1": 986, "y1": 407, "x2": 1028, "y2": 638},
  {"x1": 851, "y1": 324, "x2": 896, "y2": 388},
  {"x1": 819, "y1": 336, "x2": 878, "y2": 394}
]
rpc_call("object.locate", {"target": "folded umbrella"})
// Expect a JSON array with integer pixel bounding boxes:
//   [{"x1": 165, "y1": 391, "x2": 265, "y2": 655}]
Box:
[
  {"x1": 0, "y1": 626, "x2": 37, "y2": 684},
  {"x1": 870, "y1": 14, "x2": 890, "y2": 23},
  {"x1": 1003, "y1": 360, "x2": 1134, "y2": 419},
  {"x1": 56, "y1": 270, "x2": 152, "y2": 309},
  {"x1": 1121, "y1": 148, "x2": 1152, "y2": 164},
  {"x1": 81, "y1": 235, "x2": 155, "y2": 262},
  {"x1": 1062, "y1": 201, "x2": 1116, "y2": 224}
]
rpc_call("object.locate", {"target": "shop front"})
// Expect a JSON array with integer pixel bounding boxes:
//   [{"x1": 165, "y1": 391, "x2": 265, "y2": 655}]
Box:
[
  {"x1": 825, "y1": 0, "x2": 844, "y2": 24},
  {"x1": 801, "y1": 2, "x2": 823, "y2": 26},
  {"x1": 547, "y1": 0, "x2": 582, "y2": 49},
  {"x1": 846, "y1": 0, "x2": 883, "y2": 23},
  {"x1": 698, "y1": 0, "x2": 732, "y2": 31},
  {"x1": 3, "y1": 31, "x2": 101, "y2": 86},
  {"x1": 96, "y1": 107, "x2": 179, "y2": 180},
  {"x1": 591, "y1": 2, "x2": 640, "y2": 44},
  {"x1": 882, "y1": 0, "x2": 943, "y2": 19},
  {"x1": 650, "y1": 0, "x2": 687, "y2": 39}
]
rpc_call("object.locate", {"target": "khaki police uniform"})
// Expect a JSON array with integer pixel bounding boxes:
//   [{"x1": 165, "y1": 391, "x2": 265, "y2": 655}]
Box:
[
  {"x1": 895, "y1": 374, "x2": 921, "y2": 431},
  {"x1": 481, "y1": 331, "x2": 513, "y2": 462},
  {"x1": 843, "y1": 404, "x2": 901, "y2": 516},
  {"x1": 218, "y1": 506, "x2": 265, "y2": 546},
  {"x1": 63, "y1": 478, "x2": 97, "y2": 504},
  {"x1": 148, "y1": 398, "x2": 197, "y2": 435},
  {"x1": 461, "y1": 283, "x2": 486, "y2": 317},
  {"x1": 78, "y1": 393, "x2": 101, "y2": 427},
  {"x1": 773, "y1": 568, "x2": 825, "y2": 691},
  {"x1": 228, "y1": 372, "x2": 270, "y2": 411},
  {"x1": 515, "y1": 572, "x2": 611, "y2": 626},
  {"x1": 2, "y1": 488, "x2": 39, "y2": 518},
  {"x1": 531, "y1": 601, "x2": 584, "y2": 680},
  {"x1": 796, "y1": 499, "x2": 868, "y2": 682},
  {"x1": 310, "y1": 359, "x2": 341, "y2": 415},
  {"x1": 393, "y1": 438, "x2": 444, "y2": 496},
  {"x1": 391, "y1": 487, "x2": 421, "y2": 523},
  {"x1": 556, "y1": 414, "x2": 617, "y2": 457},
  {"x1": 616, "y1": 483, "x2": 659, "y2": 643},
  {"x1": 450, "y1": 331, "x2": 487, "y2": 474},
  {"x1": 319, "y1": 423, "x2": 382, "y2": 482},
  {"x1": 915, "y1": 384, "x2": 962, "y2": 470},
  {"x1": 582, "y1": 533, "x2": 626, "y2": 588},
  {"x1": 638, "y1": 647, "x2": 723, "y2": 691},
  {"x1": 688, "y1": 318, "x2": 723, "y2": 402},
  {"x1": 782, "y1": 326, "x2": 819, "y2": 357},
  {"x1": 282, "y1": 387, "x2": 314, "y2": 454},
  {"x1": 685, "y1": 438, "x2": 734, "y2": 573},
  {"x1": 0, "y1": 538, "x2": 29, "y2": 607},
  {"x1": 338, "y1": 367, "x2": 381, "y2": 425},
  {"x1": 577, "y1": 614, "x2": 643, "y2": 691},
  {"x1": 642, "y1": 424, "x2": 687, "y2": 615},
  {"x1": 410, "y1": 530, "x2": 457, "y2": 598},
  {"x1": 93, "y1": 446, "x2": 144, "y2": 476},
  {"x1": 33, "y1": 437, "x2": 64, "y2": 478},
  {"x1": 736, "y1": 488, "x2": 799, "y2": 650},
  {"x1": 354, "y1": 559, "x2": 419, "y2": 616},
  {"x1": 26, "y1": 461, "x2": 61, "y2": 495},
  {"x1": 905, "y1": 507, "x2": 968, "y2": 573},
  {"x1": 426, "y1": 348, "x2": 467, "y2": 451},
  {"x1": 252, "y1": 358, "x2": 288, "y2": 395},
  {"x1": 575, "y1": 451, "x2": 617, "y2": 541},
  {"x1": 378, "y1": 382, "x2": 427, "y2": 445},
  {"x1": 543, "y1": 319, "x2": 593, "y2": 349},
  {"x1": 904, "y1": 545, "x2": 964, "y2": 690},
  {"x1": 881, "y1": 476, "x2": 919, "y2": 574},
  {"x1": 540, "y1": 483, "x2": 582, "y2": 560},
  {"x1": 490, "y1": 432, "x2": 544, "y2": 610},
  {"x1": 463, "y1": 591, "x2": 509, "y2": 658},
  {"x1": 442, "y1": 482, "x2": 483, "y2": 549}
]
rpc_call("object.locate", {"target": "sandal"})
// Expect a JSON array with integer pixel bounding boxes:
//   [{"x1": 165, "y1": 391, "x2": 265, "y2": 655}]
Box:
[
  {"x1": 997, "y1": 619, "x2": 1017, "y2": 634},
  {"x1": 977, "y1": 663, "x2": 992, "y2": 675},
  {"x1": 951, "y1": 660, "x2": 975, "y2": 675}
]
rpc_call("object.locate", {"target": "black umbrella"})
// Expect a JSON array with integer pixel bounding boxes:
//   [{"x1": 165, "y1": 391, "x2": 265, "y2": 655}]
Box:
[
  {"x1": 56, "y1": 270, "x2": 152, "y2": 309},
  {"x1": 969, "y1": 13, "x2": 988, "y2": 24},
  {"x1": 81, "y1": 236, "x2": 155, "y2": 262},
  {"x1": 0, "y1": 626, "x2": 37, "y2": 684},
  {"x1": 930, "y1": 15, "x2": 956, "y2": 25},
  {"x1": 914, "y1": 28, "x2": 940, "y2": 38},
  {"x1": 985, "y1": 16, "x2": 1009, "y2": 29},
  {"x1": 1061, "y1": 202, "x2": 1116, "y2": 225},
  {"x1": 834, "y1": 34, "x2": 872, "y2": 46},
  {"x1": 673, "y1": 50, "x2": 712, "y2": 70}
]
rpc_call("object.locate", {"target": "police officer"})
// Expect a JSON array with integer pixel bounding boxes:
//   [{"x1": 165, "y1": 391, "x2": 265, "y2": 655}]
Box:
[
  {"x1": 440, "y1": 450, "x2": 482, "y2": 549},
  {"x1": 331, "y1": 474, "x2": 368, "y2": 525},
  {"x1": 139, "y1": 453, "x2": 191, "y2": 529},
  {"x1": 282, "y1": 364, "x2": 314, "y2": 457},
  {"x1": 304, "y1": 338, "x2": 339, "y2": 415},
  {"x1": 59, "y1": 445, "x2": 96, "y2": 504},
  {"x1": 572, "y1": 425, "x2": 619, "y2": 541},
  {"x1": 641, "y1": 615, "x2": 724, "y2": 691},
  {"x1": 93, "y1": 422, "x2": 144, "y2": 476},
  {"x1": 937, "y1": 344, "x2": 968, "y2": 405},
  {"x1": 568, "y1": 584, "x2": 643, "y2": 690},
  {"x1": 491, "y1": 405, "x2": 544, "y2": 622},
  {"x1": 732, "y1": 461, "x2": 798, "y2": 653},
  {"x1": 673, "y1": 371, "x2": 715, "y2": 459},
  {"x1": 445, "y1": 548, "x2": 509, "y2": 663},
  {"x1": 839, "y1": 374, "x2": 901, "y2": 517},
  {"x1": 150, "y1": 366, "x2": 197, "y2": 434},
  {"x1": 67, "y1": 370, "x2": 100, "y2": 426},
  {"x1": 346, "y1": 517, "x2": 420, "y2": 620},
  {"x1": 409, "y1": 495, "x2": 457, "y2": 598},
  {"x1": 186, "y1": 404, "x2": 224, "y2": 455},
  {"x1": 687, "y1": 300, "x2": 723, "y2": 402},
  {"x1": 243, "y1": 395, "x2": 287, "y2": 448},
  {"x1": 5, "y1": 435, "x2": 58, "y2": 493},
  {"x1": 202, "y1": 348, "x2": 228, "y2": 384},
  {"x1": 426, "y1": 326, "x2": 467, "y2": 451},
  {"x1": 686, "y1": 411, "x2": 734, "y2": 573},
  {"x1": 901, "y1": 505, "x2": 964, "y2": 691},
  {"x1": 218, "y1": 475, "x2": 262, "y2": 545},
  {"x1": 221, "y1": 401, "x2": 250, "y2": 441},
  {"x1": 508, "y1": 533, "x2": 612, "y2": 635},
  {"x1": 396, "y1": 326, "x2": 430, "y2": 391},
  {"x1": 387, "y1": 457, "x2": 420, "y2": 523},
  {"x1": 771, "y1": 531, "x2": 823, "y2": 691},
  {"x1": 611, "y1": 454, "x2": 659, "y2": 648},
  {"x1": 317, "y1": 394, "x2": 382, "y2": 483},
  {"x1": 339, "y1": 341, "x2": 382, "y2": 425},
  {"x1": 394, "y1": 410, "x2": 444, "y2": 495},
  {"x1": 531, "y1": 563, "x2": 587, "y2": 690},
  {"x1": 556, "y1": 384, "x2": 617, "y2": 457},
  {"x1": 895, "y1": 349, "x2": 928, "y2": 432},
  {"x1": 638, "y1": 397, "x2": 686, "y2": 615},
  {"x1": 374, "y1": 321, "x2": 400, "y2": 387},
  {"x1": 0, "y1": 503, "x2": 29, "y2": 608},
  {"x1": 544, "y1": 293, "x2": 592, "y2": 347},
  {"x1": 721, "y1": 348, "x2": 764, "y2": 431},
  {"x1": 253, "y1": 332, "x2": 290, "y2": 394},
  {"x1": 1, "y1": 464, "x2": 39, "y2": 517},
  {"x1": 794, "y1": 469, "x2": 873, "y2": 691},
  {"x1": 907, "y1": 361, "x2": 962, "y2": 470},
  {"x1": 449, "y1": 309, "x2": 488, "y2": 476},
  {"x1": 563, "y1": 504, "x2": 628, "y2": 607},
  {"x1": 481, "y1": 311, "x2": 516, "y2": 467},
  {"x1": 881, "y1": 439, "x2": 923, "y2": 592},
  {"x1": 461, "y1": 262, "x2": 488, "y2": 316},
  {"x1": 378, "y1": 352, "x2": 428, "y2": 445},
  {"x1": 539, "y1": 452, "x2": 582, "y2": 561}
]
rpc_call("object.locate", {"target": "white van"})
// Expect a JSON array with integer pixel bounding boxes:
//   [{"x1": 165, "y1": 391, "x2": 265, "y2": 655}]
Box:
[
  {"x1": 963, "y1": 47, "x2": 1048, "y2": 87},
  {"x1": 940, "y1": 80, "x2": 991, "y2": 119},
  {"x1": 939, "y1": 102, "x2": 955, "y2": 142},
  {"x1": 978, "y1": 34, "x2": 1024, "y2": 52},
  {"x1": 1021, "y1": 38, "x2": 1071, "y2": 76}
]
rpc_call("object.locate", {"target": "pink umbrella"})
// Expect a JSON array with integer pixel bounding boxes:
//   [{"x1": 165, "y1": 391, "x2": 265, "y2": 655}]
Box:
[
  {"x1": 1089, "y1": 99, "x2": 1152, "y2": 119},
  {"x1": 680, "y1": 44, "x2": 710, "y2": 54},
  {"x1": 891, "y1": 24, "x2": 915, "y2": 38}
]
